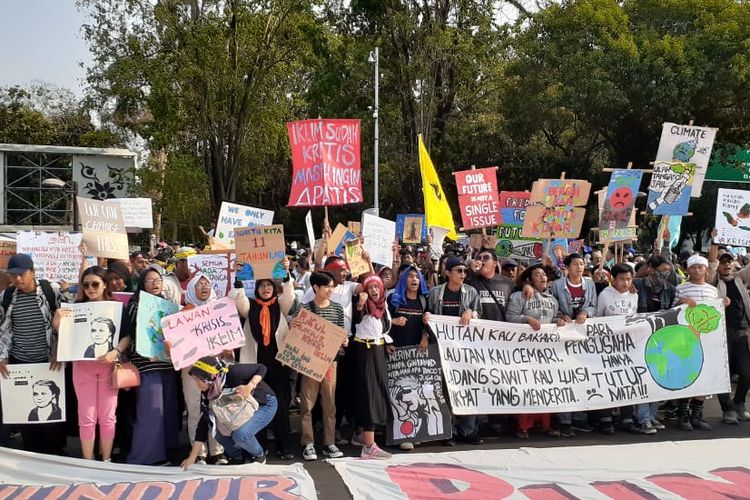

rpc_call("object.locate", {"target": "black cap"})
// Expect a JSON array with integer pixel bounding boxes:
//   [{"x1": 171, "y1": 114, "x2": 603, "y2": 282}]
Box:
[
  {"x1": 6, "y1": 253, "x2": 33, "y2": 274},
  {"x1": 501, "y1": 258, "x2": 519, "y2": 269}
]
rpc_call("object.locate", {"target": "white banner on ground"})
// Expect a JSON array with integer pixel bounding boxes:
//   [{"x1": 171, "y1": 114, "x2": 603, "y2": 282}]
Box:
[
  {"x1": 0, "y1": 447, "x2": 317, "y2": 499},
  {"x1": 330, "y1": 439, "x2": 750, "y2": 500},
  {"x1": 428, "y1": 301, "x2": 730, "y2": 414},
  {"x1": 16, "y1": 231, "x2": 83, "y2": 283}
]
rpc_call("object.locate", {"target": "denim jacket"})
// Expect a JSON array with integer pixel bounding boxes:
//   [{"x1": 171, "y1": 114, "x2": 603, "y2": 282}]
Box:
[
  {"x1": 549, "y1": 277, "x2": 597, "y2": 319},
  {"x1": 427, "y1": 283, "x2": 481, "y2": 318}
]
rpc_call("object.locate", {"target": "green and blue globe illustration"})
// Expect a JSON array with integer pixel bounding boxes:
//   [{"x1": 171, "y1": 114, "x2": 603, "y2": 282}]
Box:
[{"x1": 644, "y1": 304, "x2": 721, "y2": 391}]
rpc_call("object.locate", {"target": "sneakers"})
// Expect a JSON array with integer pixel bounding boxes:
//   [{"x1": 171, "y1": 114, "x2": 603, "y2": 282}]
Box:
[
  {"x1": 628, "y1": 422, "x2": 657, "y2": 435},
  {"x1": 559, "y1": 424, "x2": 575, "y2": 438},
  {"x1": 571, "y1": 421, "x2": 593, "y2": 433},
  {"x1": 302, "y1": 444, "x2": 318, "y2": 461},
  {"x1": 251, "y1": 454, "x2": 267, "y2": 464},
  {"x1": 691, "y1": 417, "x2": 712, "y2": 431},
  {"x1": 322, "y1": 444, "x2": 344, "y2": 458},
  {"x1": 335, "y1": 431, "x2": 349, "y2": 446},
  {"x1": 458, "y1": 432, "x2": 484, "y2": 445},
  {"x1": 735, "y1": 404, "x2": 750, "y2": 421},
  {"x1": 360, "y1": 443, "x2": 392, "y2": 459},
  {"x1": 723, "y1": 410, "x2": 740, "y2": 425},
  {"x1": 350, "y1": 433, "x2": 364, "y2": 447},
  {"x1": 195, "y1": 456, "x2": 207, "y2": 465},
  {"x1": 650, "y1": 418, "x2": 666, "y2": 430},
  {"x1": 399, "y1": 442, "x2": 414, "y2": 451},
  {"x1": 278, "y1": 450, "x2": 295, "y2": 460},
  {"x1": 599, "y1": 422, "x2": 615, "y2": 435}
]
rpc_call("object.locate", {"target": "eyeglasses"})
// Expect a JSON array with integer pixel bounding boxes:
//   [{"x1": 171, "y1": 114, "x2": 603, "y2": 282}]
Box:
[
  {"x1": 145, "y1": 278, "x2": 163, "y2": 285},
  {"x1": 452, "y1": 268, "x2": 467, "y2": 274},
  {"x1": 82, "y1": 282, "x2": 102, "y2": 289},
  {"x1": 479, "y1": 254, "x2": 494, "y2": 262},
  {"x1": 195, "y1": 283, "x2": 213, "y2": 289}
]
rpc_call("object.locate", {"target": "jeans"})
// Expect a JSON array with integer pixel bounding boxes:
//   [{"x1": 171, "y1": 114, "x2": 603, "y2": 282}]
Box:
[
  {"x1": 216, "y1": 394, "x2": 278, "y2": 459},
  {"x1": 455, "y1": 415, "x2": 480, "y2": 437},
  {"x1": 634, "y1": 402, "x2": 660, "y2": 424}
]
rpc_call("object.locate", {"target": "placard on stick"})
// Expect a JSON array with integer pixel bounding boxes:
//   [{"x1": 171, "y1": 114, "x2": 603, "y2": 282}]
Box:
[
  {"x1": 0, "y1": 241, "x2": 16, "y2": 270},
  {"x1": 77, "y1": 198, "x2": 129, "y2": 259},
  {"x1": 715, "y1": 188, "x2": 750, "y2": 247},
  {"x1": 343, "y1": 238, "x2": 369, "y2": 278},
  {"x1": 276, "y1": 308, "x2": 348, "y2": 382},
  {"x1": 521, "y1": 179, "x2": 591, "y2": 239},
  {"x1": 454, "y1": 167, "x2": 500, "y2": 230},
  {"x1": 234, "y1": 224, "x2": 286, "y2": 280},
  {"x1": 15, "y1": 231, "x2": 82, "y2": 283}
]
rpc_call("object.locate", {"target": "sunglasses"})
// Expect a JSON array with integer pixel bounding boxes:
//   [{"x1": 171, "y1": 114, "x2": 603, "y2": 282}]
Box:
[
  {"x1": 82, "y1": 282, "x2": 102, "y2": 289},
  {"x1": 452, "y1": 268, "x2": 467, "y2": 274},
  {"x1": 479, "y1": 254, "x2": 494, "y2": 262}
]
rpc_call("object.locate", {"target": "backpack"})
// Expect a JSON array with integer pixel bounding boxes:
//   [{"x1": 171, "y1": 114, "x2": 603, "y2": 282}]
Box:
[{"x1": 1, "y1": 279, "x2": 58, "y2": 314}]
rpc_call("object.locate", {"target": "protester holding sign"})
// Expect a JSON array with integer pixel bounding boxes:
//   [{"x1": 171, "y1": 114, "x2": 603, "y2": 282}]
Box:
[
  {"x1": 123, "y1": 266, "x2": 181, "y2": 465},
  {"x1": 52, "y1": 266, "x2": 130, "y2": 461},
  {"x1": 234, "y1": 257, "x2": 298, "y2": 460}
]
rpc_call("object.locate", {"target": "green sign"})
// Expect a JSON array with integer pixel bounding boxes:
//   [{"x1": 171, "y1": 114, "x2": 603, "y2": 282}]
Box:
[{"x1": 706, "y1": 146, "x2": 750, "y2": 183}]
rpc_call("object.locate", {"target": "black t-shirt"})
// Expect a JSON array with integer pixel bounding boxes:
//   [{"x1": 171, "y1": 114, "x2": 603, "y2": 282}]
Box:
[
  {"x1": 442, "y1": 288, "x2": 462, "y2": 317},
  {"x1": 647, "y1": 288, "x2": 663, "y2": 313},
  {"x1": 388, "y1": 296, "x2": 426, "y2": 347},
  {"x1": 724, "y1": 279, "x2": 747, "y2": 330}
]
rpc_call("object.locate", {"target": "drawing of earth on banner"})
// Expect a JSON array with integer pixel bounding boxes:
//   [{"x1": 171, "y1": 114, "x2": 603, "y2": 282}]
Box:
[
  {"x1": 236, "y1": 260, "x2": 287, "y2": 281},
  {"x1": 645, "y1": 304, "x2": 720, "y2": 390}
]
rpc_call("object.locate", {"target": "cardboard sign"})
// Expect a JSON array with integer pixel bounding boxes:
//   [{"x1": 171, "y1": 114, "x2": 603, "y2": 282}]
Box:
[
  {"x1": 599, "y1": 169, "x2": 643, "y2": 240},
  {"x1": 188, "y1": 252, "x2": 235, "y2": 298},
  {"x1": 214, "y1": 201, "x2": 274, "y2": 248},
  {"x1": 715, "y1": 188, "x2": 750, "y2": 247},
  {"x1": 522, "y1": 179, "x2": 590, "y2": 239},
  {"x1": 135, "y1": 292, "x2": 180, "y2": 361},
  {"x1": 15, "y1": 231, "x2": 83, "y2": 283},
  {"x1": 275, "y1": 308, "x2": 348, "y2": 382},
  {"x1": 454, "y1": 167, "x2": 500, "y2": 229},
  {"x1": 57, "y1": 301, "x2": 122, "y2": 362},
  {"x1": 287, "y1": 118, "x2": 363, "y2": 206},
  {"x1": 343, "y1": 238, "x2": 369, "y2": 278},
  {"x1": 656, "y1": 122, "x2": 717, "y2": 197},
  {"x1": 162, "y1": 297, "x2": 244, "y2": 370},
  {"x1": 234, "y1": 225, "x2": 286, "y2": 280},
  {"x1": 361, "y1": 213, "x2": 395, "y2": 269},
  {"x1": 326, "y1": 223, "x2": 350, "y2": 254},
  {"x1": 529, "y1": 179, "x2": 591, "y2": 207},
  {"x1": 647, "y1": 161, "x2": 695, "y2": 215},
  {"x1": 347, "y1": 221, "x2": 361, "y2": 237},
  {"x1": 498, "y1": 191, "x2": 531, "y2": 227},
  {"x1": 0, "y1": 241, "x2": 16, "y2": 270},
  {"x1": 597, "y1": 190, "x2": 637, "y2": 242},
  {"x1": 386, "y1": 345, "x2": 452, "y2": 445},
  {"x1": 108, "y1": 198, "x2": 154, "y2": 229},
  {"x1": 77, "y1": 198, "x2": 129, "y2": 259},
  {"x1": 395, "y1": 214, "x2": 426, "y2": 244},
  {"x1": 0, "y1": 364, "x2": 66, "y2": 425}
]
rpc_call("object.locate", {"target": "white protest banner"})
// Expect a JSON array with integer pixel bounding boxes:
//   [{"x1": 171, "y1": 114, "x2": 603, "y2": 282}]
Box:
[
  {"x1": 656, "y1": 121, "x2": 718, "y2": 197},
  {"x1": 361, "y1": 212, "x2": 395, "y2": 269},
  {"x1": 386, "y1": 346, "x2": 452, "y2": 446},
  {"x1": 57, "y1": 301, "x2": 123, "y2": 362},
  {"x1": 77, "y1": 198, "x2": 129, "y2": 259},
  {"x1": 214, "y1": 201, "x2": 274, "y2": 248},
  {"x1": 162, "y1": 297, "x2": 245, "y2": 370},
  {"x1": 331, "y1": 439, "x2": 750, "y2": 500},
  {"x1": 428, "y1": 301, "x2": 729, "y2": 415},
  {"x1": 0, "y1": 363, "x2": 66, "y2": 425},
  {"x1": 108, "y1": 198, "x2": 154, "y2": 229},
  {"x1": 15, "y1": 231, "x2": 83, "y2": 283},
  {"x1": 0, "y1": 448, "x2": 317, "y2": 500},
  {"x1": 715, "y1": 188, "x2": 750, "y2": 247}
]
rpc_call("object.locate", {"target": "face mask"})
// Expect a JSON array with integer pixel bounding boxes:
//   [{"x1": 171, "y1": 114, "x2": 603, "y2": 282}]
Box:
[{"x1": 652, "y1": 270, "x2": 669, "y2": 284}]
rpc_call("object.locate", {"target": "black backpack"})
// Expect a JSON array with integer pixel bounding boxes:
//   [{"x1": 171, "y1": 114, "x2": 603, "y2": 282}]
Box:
[{"x1": 1, "y1": 279, "x2": 59, "y2": 314}]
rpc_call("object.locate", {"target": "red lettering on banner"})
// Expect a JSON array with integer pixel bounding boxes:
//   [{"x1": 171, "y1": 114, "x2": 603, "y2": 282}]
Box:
[
  {"x1": 648, "y1": 467, "x2": 750, "y2": 498},
  {"x1": 592, "y1": 481, "x2": 656, "y2": 499},
  {"x1": 0, "y1": 486, "x2": 19, "y2": 500},
  {"x1": 386, "y1": 463, "x2": 514, "y2": 499},
  {"x1": 6, "y1": 485, "x2": 41, "y2": 500},
  {"x1": 126, "y1": 481, "x2": 176, "y2": 500},
  {"x1": 238, "y1": 476, "x2": 302, "y2": 499},
  {"x1": 519, "y1": 483, "x2": 577, "y2": 499}
]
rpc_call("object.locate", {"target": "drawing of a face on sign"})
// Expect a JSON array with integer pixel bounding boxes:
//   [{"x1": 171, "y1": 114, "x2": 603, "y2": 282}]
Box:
[{"x1": 390, "y1": 378, "x2": 444, "y2": 440}]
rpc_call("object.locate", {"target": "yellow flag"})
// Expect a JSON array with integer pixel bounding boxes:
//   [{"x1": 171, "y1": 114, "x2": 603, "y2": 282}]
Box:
[{"x1": 418, "y1": 134, "x2": 456, "y2": 239}]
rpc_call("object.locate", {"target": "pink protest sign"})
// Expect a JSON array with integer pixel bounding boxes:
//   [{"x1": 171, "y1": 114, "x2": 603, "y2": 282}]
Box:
[
  {"x1": 454, "y1": 167, "x2": 500, "y2": 229},
  {"x1": 113, "y1": 292, "x2": 134, "y2": 305},
  {"x1": 161, "y1": 297, "x2": 244, "y2": 370}
]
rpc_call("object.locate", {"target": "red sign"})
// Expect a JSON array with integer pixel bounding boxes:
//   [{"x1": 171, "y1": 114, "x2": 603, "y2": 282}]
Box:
[
  {"x1": 287, "y1": 118, "x2": 363, "y2": 207},
  {"x1": 454, "y1": 167, "x2": 500, "y2": 229}
]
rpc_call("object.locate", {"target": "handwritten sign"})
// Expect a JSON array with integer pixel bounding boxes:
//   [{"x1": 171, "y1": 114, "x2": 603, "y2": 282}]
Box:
[
  {"x1": 77, "y1": 198, "x2": 129, "y2": 259},
  {"x1": 522, "y1": 179, "x2": 590, "y2": 239},
  {"x1": 287, "y1": 118, "x2": 363, "y2": 206},
  {"x1": 343, "y1": 238, "x2": 369, "y2": 278},
  {"x1": 108, "y1": 198, "x2": 154, "y2": 229},
  {"x1": 0, "y1": 241, "x2": 15, "y2": 270},
  {"x1": 454, "y1": 167, "x2": 500, "y2": 229},
  {"x1": 275, "y1": 308, "x2": 348, "y2": 382},
  {"x1": 715, "y1": 188, "x2": 750, "y2": 247},
  {"x1": 162, "y1": 297, "x2": 244, "y2": 370},
  {"x1": 395, "y1": 214, "x2": 426, "y2": 244},
  {"x1": 599, "y1": 169, "x2": 643, "y2": 241},
  {"x1": 57, "y1": 301, "x2": 122, "y2": 362},
  {"x1": 135, "y1": 292, "x2": 180, "y2": 361},
  {"x1": 0, "y1": 363, "x2": 66, "y2": 425},
  {"x1": 656, "y1": 122, "x2": 717, "y2": 197},
  {"x1": 498, "y1": 191, "x2": 530, "y2": 227},
  {"x1": 234, "y1": 224, "x2": 286, "y2": 280},
  {"x1": 214, "y1": 201, "x2": 274, "y2": 248},
  {"x1": 647, "y1": 161, "x2": 695, "y2": 215},
  {"x1": 188, "y1": 252, "x2": 235, "y2": 298},
  {"x1": 361, "y1": 213, "x2": 395, "y2": 269},
  {"x1": 15, "y1": 231, "x2": 82, "y2": 283},
  {"x1": 347, "y1": 221, "x2": 361, "y2": 237}
]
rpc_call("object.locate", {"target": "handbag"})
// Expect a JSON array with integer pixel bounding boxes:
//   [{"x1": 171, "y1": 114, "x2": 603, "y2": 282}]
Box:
[
  {"x1": 110, "y1": 361, "x2": 141, "y2": 390},
  {"x1": 210, "y1": 389, "x2": 259, "y2": 436}
]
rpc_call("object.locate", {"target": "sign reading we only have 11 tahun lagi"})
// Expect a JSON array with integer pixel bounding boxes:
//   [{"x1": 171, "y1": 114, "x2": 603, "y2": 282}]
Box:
[{"x1": 428, "y1": 301, "x2": 730, "y2": 414}]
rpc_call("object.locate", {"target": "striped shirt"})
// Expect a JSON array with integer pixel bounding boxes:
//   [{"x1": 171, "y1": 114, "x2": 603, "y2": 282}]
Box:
[
  {"x1": 674, "y1": 282, "x2": 719, "y2": 306},
  {"x1": 301, "y1": 301, "x2": 345, "y2": 329},
  {"x1": 10, "y1": 292, "x2": 49, "y2": 362}
]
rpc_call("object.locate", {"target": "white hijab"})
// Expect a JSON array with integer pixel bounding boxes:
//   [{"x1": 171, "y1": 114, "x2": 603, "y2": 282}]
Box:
[{"x1": 185, "y1": 272, "x2": 217, "y2": 307}]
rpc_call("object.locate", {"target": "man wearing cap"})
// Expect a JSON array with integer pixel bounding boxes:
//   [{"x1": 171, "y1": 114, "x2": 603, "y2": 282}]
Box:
[
  {"x1": 0, "y1": 253, "x2": 67, "y2": 454},
  {"x1": 501, "y1": 259, "x2": 518, "y2": 281},
  {"x1": 467, "y1": 248, "x2": 513, "y2": 322},
  {"x1": 708, "y1": 237, "x2": 750, "y2": 425}
]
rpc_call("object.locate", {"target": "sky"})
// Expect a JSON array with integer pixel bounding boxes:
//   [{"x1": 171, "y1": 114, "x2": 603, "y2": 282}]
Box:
[{"x1": 0, "y1": 1, "x2": 91, "y2": 97}]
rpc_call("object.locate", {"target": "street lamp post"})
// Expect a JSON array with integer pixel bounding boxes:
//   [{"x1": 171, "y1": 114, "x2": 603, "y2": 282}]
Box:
[
  {"x1": 41, "y1": 178, "x2": 79, "y2": 231},
  {"x1": 368, "y1": 47, "x2": 380, "y2": 216}
]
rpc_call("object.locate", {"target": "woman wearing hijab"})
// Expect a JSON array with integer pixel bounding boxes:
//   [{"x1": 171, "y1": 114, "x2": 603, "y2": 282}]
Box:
[
  {"x1": 233, "y1": 257, "x2": 297, "y2": 460},
  {"x1": 388, "y1": 265, "x2": 431, "y2": 350},
  {"x1": 181, "y1": 356, "x2": 277, "y2": 468},
  {"x1": 352, "y1": 273, "x2": 393, "y2": 459}
]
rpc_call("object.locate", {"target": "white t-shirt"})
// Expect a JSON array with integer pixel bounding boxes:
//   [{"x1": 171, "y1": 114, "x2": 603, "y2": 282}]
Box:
[
  {"x1": 674, "y1": 282, "x2": 719, "y2": 306},
  {"x1": 302, "y1": 281, "x2": 359, "y2": 331},
  {"x1": 596, "y1": 286, "x2": 638, "y2": 317}
]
